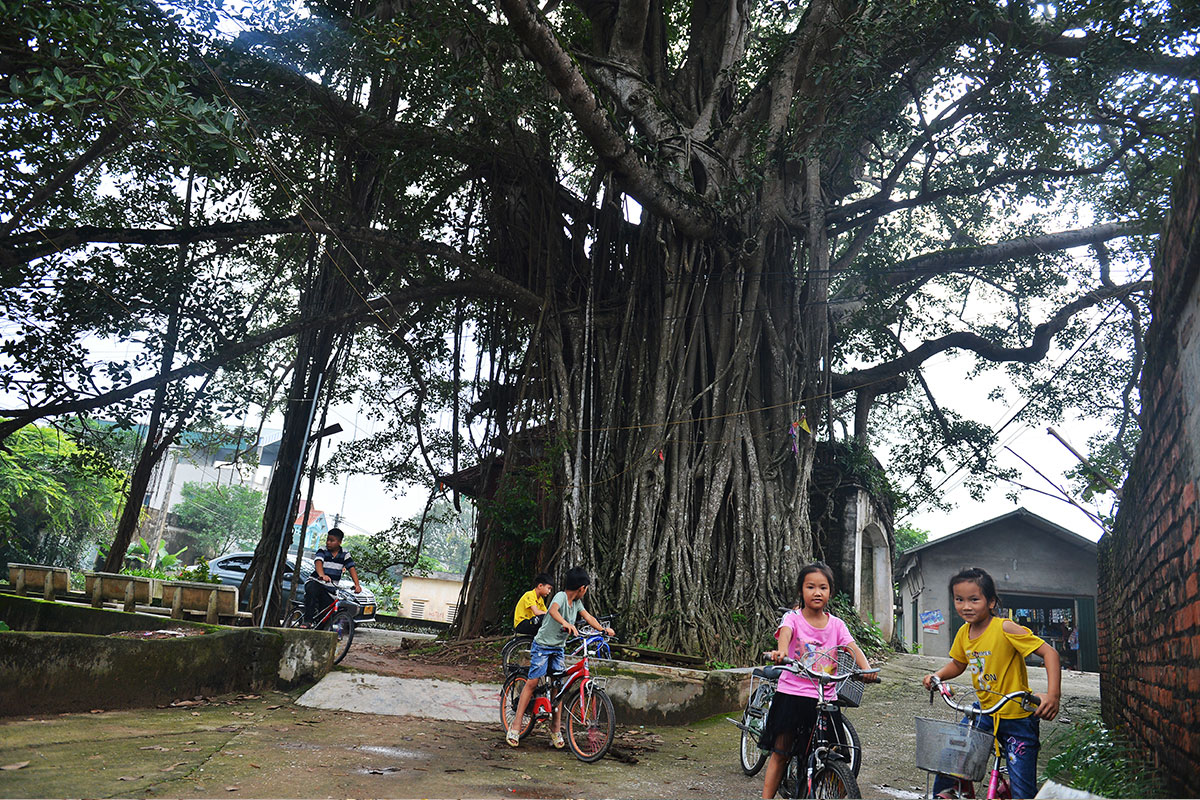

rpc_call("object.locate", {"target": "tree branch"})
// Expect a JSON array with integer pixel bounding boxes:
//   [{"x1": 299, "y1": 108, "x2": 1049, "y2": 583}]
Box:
[
  {"x1": 830, "y1": 220, "x2": 1152, "y2": 320},
  {"x1": 495, "y1": 0, "x2": 713, "y2": 238},
  {"x1": 0, "y1": 277, "x2": 540, "y2": 439},
  {"x1": 986, "y1": 18, "x2": 1200, "y2": 81},
  {"x1": 831, "y1": 280, "x2": 1151, "y2": 397},
  {"x1": 1, "y1": 219, "x2": 544, "y2": 310}
]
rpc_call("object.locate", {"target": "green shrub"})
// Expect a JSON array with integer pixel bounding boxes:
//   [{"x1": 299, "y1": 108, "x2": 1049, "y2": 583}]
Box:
[
  {"x1": 1042, "y1": 714, "x2": 1167, "y2": 798},
  {"x1": 174, "y1": 558, "x2": 220, "y2": 584},
  {"x1": 829, "y1": 592, "x2": 890, "y2": 659}
]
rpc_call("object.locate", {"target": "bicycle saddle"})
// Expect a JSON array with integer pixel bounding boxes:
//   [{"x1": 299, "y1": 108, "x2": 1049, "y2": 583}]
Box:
[{"x1": 753, "y1": 665, "x2": 784, "y2": 680}]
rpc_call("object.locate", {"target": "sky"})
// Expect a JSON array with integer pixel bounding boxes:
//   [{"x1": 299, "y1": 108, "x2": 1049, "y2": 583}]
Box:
[{"x1": 899, "y1": 351, "x2": 1111, "y2": 544}]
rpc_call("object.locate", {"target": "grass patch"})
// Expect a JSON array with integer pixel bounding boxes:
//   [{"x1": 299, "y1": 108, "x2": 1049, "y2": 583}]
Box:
[{"x1": 1042, "y1": 713, "x2": 1167, "y2": 798}]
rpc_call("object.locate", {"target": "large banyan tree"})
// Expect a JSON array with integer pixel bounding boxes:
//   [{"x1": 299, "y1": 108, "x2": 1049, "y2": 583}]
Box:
[{"x1": 1, "y1": 1, "x2": 1195, "y2": 653}]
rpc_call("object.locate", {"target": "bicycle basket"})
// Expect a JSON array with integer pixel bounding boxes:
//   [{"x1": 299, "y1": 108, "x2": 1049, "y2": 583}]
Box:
[
  {"x1": 834, "y1": 649, "x2": 865, "y2": 708},
  {"x1": 914, "y1": 717, "x2": 994, "y2": 781}
]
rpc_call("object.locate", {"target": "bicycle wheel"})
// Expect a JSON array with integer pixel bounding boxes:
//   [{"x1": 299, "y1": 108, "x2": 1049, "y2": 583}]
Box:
[
  {"x1": 500, "y1": 674, "x2": 536, "y2": 739},
  {"x1": 781, "y1": 754, "x2": 803, "y2": 798},
  {"x1": 502, "y1": 636, "x2": 534, "y2": 676},
  {"x1": 564, "y1": 683, "x2": 615, "y2": 762},
  {"x1": 329, "y1": 609, "x2": 355, "y2": 665},
  {"x1": 810, "y1": 759, "x2": 860, "y2": 799},
  {"x1": 834, "y1": 716, "x2": 862, "y2": 777},
  {"x1": 282, "y1": 608, "x2": 305, "y2": 628},
  {"x1": 740, "y1": 685, "x2": 771, "y2": 775}
]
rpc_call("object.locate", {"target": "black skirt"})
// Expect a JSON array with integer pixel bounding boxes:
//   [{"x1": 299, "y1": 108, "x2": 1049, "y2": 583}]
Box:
[{"x1": 758, "y1": 692, "x2": 842, "y2": 754}]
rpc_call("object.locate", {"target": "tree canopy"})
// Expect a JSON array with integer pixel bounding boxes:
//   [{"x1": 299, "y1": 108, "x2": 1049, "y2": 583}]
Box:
[
  {"x1": 0, "y1": 423, "x2": 124, "y2": 567},
  {"x1": 1, "y1": 0, "x2": 1195, "y2": 653},
  {"x1": 172, "y1": 481, "x2": 265, "y2": 559}
]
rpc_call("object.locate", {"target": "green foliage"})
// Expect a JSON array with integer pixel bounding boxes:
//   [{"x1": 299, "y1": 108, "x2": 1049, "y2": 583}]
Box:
[
  {"x1": 829, "y1": 593, "x2": 891, "y2": 659},
  {"x1": 894, "y1": 523, "x2": 929, "y2": 553},
  {"x1": 833, "y1": 440, "x2": 903, "y2": 510},
  {"x1": 365, "y1": 578, "x2": 399, "y2": 613},
  {"x1": 175, "y1": 557, "x2": 220, "y2": 584},
  {"x1": 706, "y1": 659, "x2": 735, "y2": 670},
  {"x1": 479, "y1": 464, "x2": 554, "y2": 548},
  {"x1": 0, "y1": 423, "x2": 124, "y2": 568},
  {"x1": 0, "y1": 621, "x2": 10, "y2": 632},
  {"x1": 342, "y1": 532, "x2": 439, "y2": 583},
  {"x1": 121, "y1": 566, "x2": 167, "y2": 579},
  {"x1": 1042, "y1": 714, "x2": 1167, "y2": 798},
  {"x1": 172, "y1": 482, "x2": 264, "y2": 560},
  {"x1": 125, "y1": 536, "x2": 187, "y2": 573}
]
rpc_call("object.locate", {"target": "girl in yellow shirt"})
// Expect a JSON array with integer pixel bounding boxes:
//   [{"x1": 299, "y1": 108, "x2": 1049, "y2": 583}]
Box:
[{"x1": 922, "y1": 567, "x2": 1061, "y2": 799}]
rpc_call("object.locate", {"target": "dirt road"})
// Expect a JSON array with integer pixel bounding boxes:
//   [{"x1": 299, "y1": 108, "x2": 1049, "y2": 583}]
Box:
[{"x1": 0, "y1": 652, "x2": 1098, "y2": 798}]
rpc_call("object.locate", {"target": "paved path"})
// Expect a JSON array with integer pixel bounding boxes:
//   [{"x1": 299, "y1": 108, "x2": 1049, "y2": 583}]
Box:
[
  {"x1": 0, "y1": 651, "x2": 1103, "y2": 798},
  {"x1": 297, "y1": 672, "x2": 503, "y2": 722}
]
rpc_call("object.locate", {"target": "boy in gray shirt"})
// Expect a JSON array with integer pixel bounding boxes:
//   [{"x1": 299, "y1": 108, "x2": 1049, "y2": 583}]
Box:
[{"x1": 506, "y1": 566, "x2": 614, "y2": 748}]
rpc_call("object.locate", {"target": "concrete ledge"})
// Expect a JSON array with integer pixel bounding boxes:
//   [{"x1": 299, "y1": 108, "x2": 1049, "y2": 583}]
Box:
[
  {"x1": 593, "y1": 660, "x2": 742, "y2": 725},
  {"x1": 0, "y1": 593, "x2": 334, "y2": 717}
]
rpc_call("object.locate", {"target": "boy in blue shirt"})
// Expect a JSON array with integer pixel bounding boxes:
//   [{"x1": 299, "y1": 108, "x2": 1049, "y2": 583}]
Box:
[
  {"x1": 506, "y1": 566, "x2": 614, "y2": 748},
  {"x1": 304, "y1": 528, "x2": 362, "y2": 625}
]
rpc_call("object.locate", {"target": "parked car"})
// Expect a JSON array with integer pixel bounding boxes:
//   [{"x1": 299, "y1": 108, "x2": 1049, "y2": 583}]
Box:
[{"x1": 206, "y1": 551, "x2": 376, "y2": 624}]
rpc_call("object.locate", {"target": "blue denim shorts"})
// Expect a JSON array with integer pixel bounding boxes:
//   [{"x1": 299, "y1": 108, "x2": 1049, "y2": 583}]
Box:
[{"x1": 527, "y1": 641, "x2": 565, "y2": 679}]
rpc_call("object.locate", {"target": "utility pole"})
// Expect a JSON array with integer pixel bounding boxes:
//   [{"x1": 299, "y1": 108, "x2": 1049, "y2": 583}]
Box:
[{"x1": 147, "y1": 450, "x2": 180, "y2": 568}]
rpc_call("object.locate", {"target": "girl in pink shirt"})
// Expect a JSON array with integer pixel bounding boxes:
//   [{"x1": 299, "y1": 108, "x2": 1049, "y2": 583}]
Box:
[{"x1": 759, "y1": 562, "x2": 878, "y2": 799}]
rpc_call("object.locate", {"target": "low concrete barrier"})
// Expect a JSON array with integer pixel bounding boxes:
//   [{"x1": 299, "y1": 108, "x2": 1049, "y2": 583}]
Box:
[
  {"x1": 0, "y1": 594, "x2": 334, "y2": 716},
  {"x1": 593, "y1": 660, "x2": 742, "y2": 725}
]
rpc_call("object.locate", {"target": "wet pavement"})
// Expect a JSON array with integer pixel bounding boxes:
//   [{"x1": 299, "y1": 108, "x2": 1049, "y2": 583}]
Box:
[{"x1": 0, "y1": 652, "x2": 1099, "y2": 798}]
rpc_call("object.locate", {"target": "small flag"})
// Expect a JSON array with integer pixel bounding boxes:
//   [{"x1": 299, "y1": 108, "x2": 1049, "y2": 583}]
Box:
[{"x1": 797, "y1": 415, "x2": 812, "y2": 434}]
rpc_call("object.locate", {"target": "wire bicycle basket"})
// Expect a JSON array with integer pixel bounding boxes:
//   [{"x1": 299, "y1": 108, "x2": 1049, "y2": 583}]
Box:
[
  {"x1": 914, "y1": 717, "x2": 994, "y2": 781},
  {"x1": 834, "y1": 648, "x2": 865, "y2": 708}
]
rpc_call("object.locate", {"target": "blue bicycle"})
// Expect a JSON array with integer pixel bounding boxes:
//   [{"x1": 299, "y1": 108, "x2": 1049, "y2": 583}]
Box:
[{"x1": 501, "y1": 617, "x2": 614, "y2": 676}]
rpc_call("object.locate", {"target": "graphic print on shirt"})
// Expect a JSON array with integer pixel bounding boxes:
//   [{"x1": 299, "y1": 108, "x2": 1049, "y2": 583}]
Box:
[
  {"x1": 966, "y1": 648, "x2": 998, "y2": 694},
  {"x1": 798, "y1": 640, "x2": 836, "y2": 674}
]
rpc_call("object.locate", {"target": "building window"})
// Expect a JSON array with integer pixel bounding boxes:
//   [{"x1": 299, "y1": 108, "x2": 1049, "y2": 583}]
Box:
[
  {"x1": 446, "y1": 603, "x2": 458, "y2": 624},
  {"x1": 410, "y1": 599, "x2": 426, "y2": 619}
]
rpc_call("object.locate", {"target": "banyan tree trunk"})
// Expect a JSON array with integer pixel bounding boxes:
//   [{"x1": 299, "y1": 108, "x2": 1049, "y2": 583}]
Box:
[
  {"x1": 548, "y1": 222, "x2": 825, "y2": 659},
  {"x1": 462, "y1": 174, "x2": 831, "y2": 660}
]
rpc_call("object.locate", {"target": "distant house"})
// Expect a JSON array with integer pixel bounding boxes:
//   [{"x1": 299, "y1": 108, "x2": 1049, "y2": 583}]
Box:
[
  {"x1": 895, "y1": 508, "x2": 1099, "y2": 671},
  {"x1": 397, "y1": 572, "x2": 465, "y2": 624}
]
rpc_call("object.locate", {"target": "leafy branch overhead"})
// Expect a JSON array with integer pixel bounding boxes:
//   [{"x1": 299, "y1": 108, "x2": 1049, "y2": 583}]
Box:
[{"x1": 0, "y1": 0, "x2": 1192, "y2": 652}]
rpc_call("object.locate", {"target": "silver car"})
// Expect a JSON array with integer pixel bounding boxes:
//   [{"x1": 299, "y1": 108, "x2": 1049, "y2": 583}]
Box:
[{"x1": 205, "y1": 551, "x2": 377, "y2": 623}]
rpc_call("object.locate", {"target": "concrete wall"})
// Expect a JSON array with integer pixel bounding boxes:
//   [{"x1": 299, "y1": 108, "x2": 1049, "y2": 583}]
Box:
[
  {"x1": 0, "y1": 594, "x2": 334, "y2": 716},
  {"x1": 598, "y1": 662, "x2": 743, "y2": 726},
  {"x1": 397, "y1": 573, "x2": 464, "y2": 622},
  {"x1": 899, "y1": 516, "x2": 1097, "y2": 659},
  {"x1": 1098, "y1": 115, "x2": 1200, "y2": 796},
  {"x1": 822, "y1": 484, "x2": 895, "y2": 640}
]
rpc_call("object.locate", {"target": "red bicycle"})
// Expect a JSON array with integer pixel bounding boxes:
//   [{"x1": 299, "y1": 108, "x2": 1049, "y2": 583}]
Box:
[
  {"x1": 283, "y1": 596, "x2": 356, "y2": 665},
  {"x1": 500, "y1": 641, "x2": 616, "y2": 762}
]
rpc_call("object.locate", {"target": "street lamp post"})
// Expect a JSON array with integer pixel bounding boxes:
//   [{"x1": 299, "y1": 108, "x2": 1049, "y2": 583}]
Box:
[{"x1": 259, "y1": 374, "x2": 342, "y2": 627}]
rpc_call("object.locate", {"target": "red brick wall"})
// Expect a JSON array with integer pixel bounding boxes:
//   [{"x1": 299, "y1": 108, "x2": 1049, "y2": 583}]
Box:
[{"x1": 1098, "y1": 115, "x2": 1200, "y2": 796}]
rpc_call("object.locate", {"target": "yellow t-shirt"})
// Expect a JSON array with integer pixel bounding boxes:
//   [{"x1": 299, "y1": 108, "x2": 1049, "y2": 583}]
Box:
[
  {"x1": 949, "y1": 615, "x2": 1044, "y2": 719},
  {"x1": 513, "y1": 589, "x2": 546, "y2": 628}
]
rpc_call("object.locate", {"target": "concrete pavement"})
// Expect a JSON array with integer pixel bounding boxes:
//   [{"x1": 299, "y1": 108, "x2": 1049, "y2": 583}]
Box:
[{"x1": 297, "y1": 672, "x2": 503, "y2": 722}]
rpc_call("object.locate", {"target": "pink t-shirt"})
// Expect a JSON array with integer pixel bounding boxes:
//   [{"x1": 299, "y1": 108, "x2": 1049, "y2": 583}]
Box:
[{"x1": 776, "y1": 611, "x2": 854, "y2": 699}]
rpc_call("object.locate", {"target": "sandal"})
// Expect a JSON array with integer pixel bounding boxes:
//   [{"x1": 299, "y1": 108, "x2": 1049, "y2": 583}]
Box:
[
  {"x1": 506, "y1": 728, "x2": 520, "y2": 747},
  {"x1": 550, "y1": 731, "x2": 565, "y2": 749}
]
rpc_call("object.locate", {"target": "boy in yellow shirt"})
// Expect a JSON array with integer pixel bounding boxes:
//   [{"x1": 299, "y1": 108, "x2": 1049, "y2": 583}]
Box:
[{"x1": 513, "y1": 572, "x2": 554, "y2": 635}]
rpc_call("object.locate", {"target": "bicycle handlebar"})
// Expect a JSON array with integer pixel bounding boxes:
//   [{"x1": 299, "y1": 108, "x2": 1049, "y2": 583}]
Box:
[
  {"x1": 927, "y1": 676, "x2": 1040, "y2": 716},
  {"x1": 767, "y1": 653, "x2": 880, "y2": 684},
  {"x1": 574, "y1": 626, "x2": 617, "y2": 641}
]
